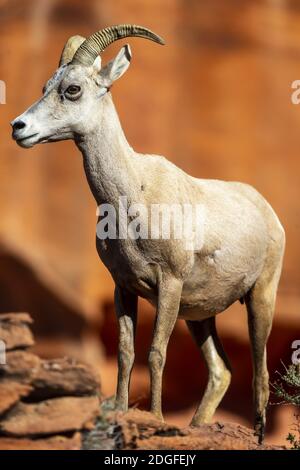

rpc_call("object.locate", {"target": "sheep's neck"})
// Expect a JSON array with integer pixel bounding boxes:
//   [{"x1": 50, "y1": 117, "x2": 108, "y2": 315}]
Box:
[{"x1": 75, "y1": 94, "x2": 140, "y2": 207}]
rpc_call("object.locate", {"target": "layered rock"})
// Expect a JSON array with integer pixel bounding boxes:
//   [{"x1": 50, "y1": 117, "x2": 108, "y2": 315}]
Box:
[
  {"x1": 0, "y1": 312, "x2": 289, "y2": 450},
  {"x1": 0, "y1": 312, "x2": 100, "y2": 450},
  {"x1": 84, "y1": 408, "x2": 286, "y2": 450}
]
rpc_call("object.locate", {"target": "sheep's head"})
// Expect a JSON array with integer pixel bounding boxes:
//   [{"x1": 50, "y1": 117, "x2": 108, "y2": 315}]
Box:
[{"x1": 11, "y1": 25, "x2": 164, "y2": 148}]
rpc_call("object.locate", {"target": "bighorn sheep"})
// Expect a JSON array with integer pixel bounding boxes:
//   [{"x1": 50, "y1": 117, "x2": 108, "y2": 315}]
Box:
[{"x1": 11, "y1": 24, "x2": 285, "y2": 442}]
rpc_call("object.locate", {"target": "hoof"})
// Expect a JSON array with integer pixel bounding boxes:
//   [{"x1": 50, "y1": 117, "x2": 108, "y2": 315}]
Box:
[
  {"x1": 151, "y1": 411, "x2": 164, "y2": 422},
  {"x1": 189, "y1": 420, "x2": 201, "y2": 428},
  {"x1": 254, "y1": 419, "x2": 265, "y2": 445},
  {"x1": 189, "y1": 415, "x2": 210, "y2": 427}
]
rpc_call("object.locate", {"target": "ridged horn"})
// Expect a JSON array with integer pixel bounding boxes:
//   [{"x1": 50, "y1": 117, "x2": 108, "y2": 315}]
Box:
[
  {"x1": 59, "y1": 35, "x2": 86, "y2": 66},
  {"x1": 71, "y1": 24, "x2": 165, "y2": 66}
]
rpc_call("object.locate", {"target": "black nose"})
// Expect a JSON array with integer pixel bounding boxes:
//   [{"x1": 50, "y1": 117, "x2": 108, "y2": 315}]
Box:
[{"x1": 12, "y1": 120, "x2": 26, "y2": 132}]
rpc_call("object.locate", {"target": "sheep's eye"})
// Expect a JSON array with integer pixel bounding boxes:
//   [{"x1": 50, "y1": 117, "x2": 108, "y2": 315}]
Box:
[
  {"x1": 65, "y1": 85, "x2": 82, "y2": 100},
  {"x1": 67, "y1": 85, "x2": 81, "y2": 94}
]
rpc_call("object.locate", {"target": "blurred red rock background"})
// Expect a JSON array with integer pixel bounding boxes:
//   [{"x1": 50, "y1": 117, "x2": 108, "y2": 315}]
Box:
[{"x1": 0, "y1": 0, "x2": 299, "y2": 446}]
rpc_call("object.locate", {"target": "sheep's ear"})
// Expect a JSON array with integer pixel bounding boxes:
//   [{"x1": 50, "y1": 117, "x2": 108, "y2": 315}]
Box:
[
  {"x1": 99, "y1": 44, "x2": 131, "y2": 87},
  {"x1": 92, "y1": 56, "x2": 102, "y2": 72}
]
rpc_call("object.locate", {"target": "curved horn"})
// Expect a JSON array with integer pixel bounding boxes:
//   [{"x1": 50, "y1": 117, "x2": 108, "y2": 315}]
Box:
[
  {"x1": 59, "y1": 35, "x2": 86, "y2": 66},
  {"x1": 71, "y1": 24, "x2": 165, "y2": 66}
]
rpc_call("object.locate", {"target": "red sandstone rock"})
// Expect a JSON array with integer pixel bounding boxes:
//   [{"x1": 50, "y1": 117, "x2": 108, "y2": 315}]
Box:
[
  {"x1": 0, "y1": 433, "x2": 81, "y2": 450},
  {"x1": 30, "y1": 357, "x2": 99, "y2": 399},
  {"x1": 0, "y1": 396, "x2": 100, "y2": 437},
  {"x1": 1, "y1": 352, "x2": 99, "y2": 399},
  {"x1": 106, "y1": 410, "x2": 286, "y2": 450},
  {"x1": 0, "y1": 381, "x2": 32, "y2": 415},
  {"x1": 0, "y1": 350, "x2": 40, "y2": 380},
  {"x1": 0, "y1": 313, "x2": 34, "y2": 350}
]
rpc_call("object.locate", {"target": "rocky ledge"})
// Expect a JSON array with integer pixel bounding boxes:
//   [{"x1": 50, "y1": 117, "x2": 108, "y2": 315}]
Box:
[
  {"x1": 0, "y1": 312, "x2": 286, "y2": 450},
  {"x1": 0, "y1": 312, "x2": 100, "y2": 450},
  {"x1": 84, "y1": 408, "x2": 286, "y2": 450}
]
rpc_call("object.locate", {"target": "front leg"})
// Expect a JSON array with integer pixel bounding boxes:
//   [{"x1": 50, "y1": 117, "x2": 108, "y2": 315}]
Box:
[
  {"x1": 149, "y1": 275, "x2": 182, "y2": 420},
  {"x1": 114, "y1": 285, "x2": 138, "y2": 411}
]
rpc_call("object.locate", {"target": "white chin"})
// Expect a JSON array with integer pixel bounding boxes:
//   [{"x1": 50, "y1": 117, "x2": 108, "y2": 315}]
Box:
[
  {"x1": 16, "y1": 133, "x2": 40, "y2": 148},
  {"x1": 16, "y1": 138, "x2": 36, "y2": 148},
  {"x1": 16, "y1": 132, "x2": 71, "y2": 148}
]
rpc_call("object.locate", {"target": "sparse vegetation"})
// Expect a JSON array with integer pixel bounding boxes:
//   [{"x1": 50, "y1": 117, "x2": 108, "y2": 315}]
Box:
[
  {"x1": 272, "y1": 363, "x2": 300, "y2": 449},
  {"x1": 82, "y1": 397, "x2": 121, "y2": 450}
]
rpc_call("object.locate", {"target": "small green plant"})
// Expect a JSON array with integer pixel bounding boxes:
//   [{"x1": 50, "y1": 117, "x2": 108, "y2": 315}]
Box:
[
  {"x1": 286, "y1": 427, "x2": 300, "y2": 450},
  {"x1": 272, "y1": 363, "x2": 300, "y2": 449},
  {"x1": 82, "y1": 396, "x2": 120, "y2": 450}
]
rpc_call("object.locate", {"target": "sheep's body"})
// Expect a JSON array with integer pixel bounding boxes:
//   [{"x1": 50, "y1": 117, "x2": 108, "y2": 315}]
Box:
[
  {"x1": 11, "y1": 26, "x2": 285, "y2": 443},
  {"x1": 97, "y1": 153, "x2": 283, "y2": 320}
]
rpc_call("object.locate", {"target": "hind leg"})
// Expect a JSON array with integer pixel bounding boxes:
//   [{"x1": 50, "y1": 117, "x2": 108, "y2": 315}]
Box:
[
  {"x1": 186, "y1": 317, "x2": 232, "y2": 425},
  {"x1": 114, "y1": 285, "x2": 138, "y2": 411},
  {"x1": 245, "y1": 250, "x2": 284, "y2": 443}
]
